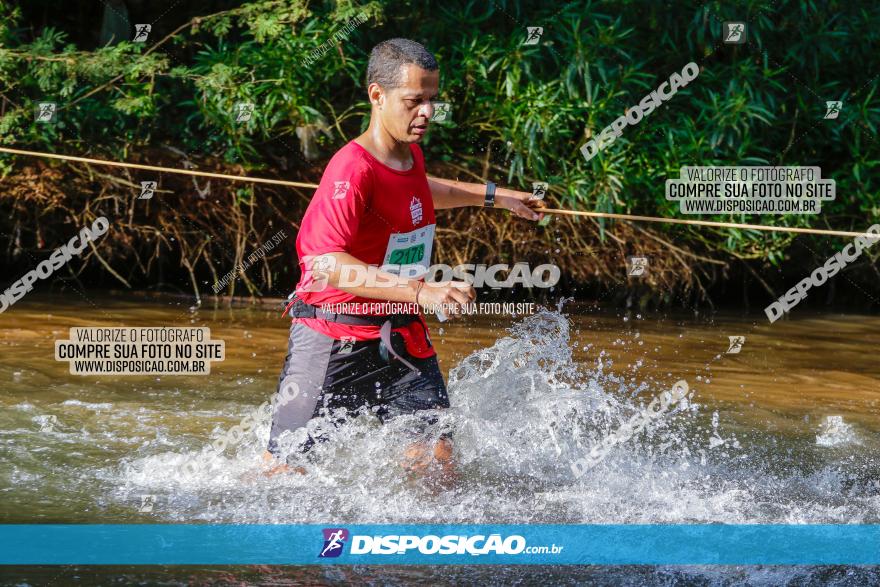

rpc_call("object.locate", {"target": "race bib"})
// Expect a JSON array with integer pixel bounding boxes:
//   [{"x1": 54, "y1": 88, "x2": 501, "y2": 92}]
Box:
[{"x1": 381, "y1": 224, "x2": 435, "y2": 278}]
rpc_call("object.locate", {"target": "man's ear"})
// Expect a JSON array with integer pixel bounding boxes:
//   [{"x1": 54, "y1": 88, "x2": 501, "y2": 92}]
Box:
[{"x1": 367, "y1": 82, "x2": 384, "y2": 107}]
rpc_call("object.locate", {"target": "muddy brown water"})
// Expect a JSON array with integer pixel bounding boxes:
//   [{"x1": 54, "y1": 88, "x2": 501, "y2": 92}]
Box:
[{"x1": 1, "y1": 295, "x2": 878, "y2": 585}]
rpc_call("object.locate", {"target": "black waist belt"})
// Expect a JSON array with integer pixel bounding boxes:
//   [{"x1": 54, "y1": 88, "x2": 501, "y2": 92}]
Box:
[{"x1": 285, "y1": 297, "x2": 422, "y2": 373}]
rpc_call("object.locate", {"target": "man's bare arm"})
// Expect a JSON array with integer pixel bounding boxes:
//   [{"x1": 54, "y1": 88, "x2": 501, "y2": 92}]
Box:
[
  {"x1": 427, "y1": 176, "x2": 546, "y2": 220},
  {"x1": 427, "y1": 176, "x2": 484, "y2": 209},
  {"x1": 310, "y1": 251, "x2": 475, "y2": 314}
]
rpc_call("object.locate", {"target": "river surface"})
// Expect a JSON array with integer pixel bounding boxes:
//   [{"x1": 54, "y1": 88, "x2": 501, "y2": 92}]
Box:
[{"x1": 1, "y1": 295, "x2": 878, "y2": 585}]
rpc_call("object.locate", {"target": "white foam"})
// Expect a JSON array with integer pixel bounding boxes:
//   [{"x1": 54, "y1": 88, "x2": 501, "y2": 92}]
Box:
[
  {"x1": 816, "y1": 415, "x2": 861, "y2": 447},
  {"x1": 60, "y1": 399, "x2": 113, "y2": 410}
]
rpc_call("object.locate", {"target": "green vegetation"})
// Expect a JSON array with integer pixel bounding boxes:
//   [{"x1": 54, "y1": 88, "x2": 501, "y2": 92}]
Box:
[{"x1": 1, "y1": 0, "x2": 878, "y2": 306}]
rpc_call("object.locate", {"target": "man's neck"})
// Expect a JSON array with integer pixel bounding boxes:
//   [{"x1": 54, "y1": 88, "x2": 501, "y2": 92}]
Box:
[{"x1": 355, "y1": 124, "x2": 413, "y2": 171}]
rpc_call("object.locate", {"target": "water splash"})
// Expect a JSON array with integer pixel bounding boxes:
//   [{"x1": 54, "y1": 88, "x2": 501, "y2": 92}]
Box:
[
  {"x1": 105, "y1": 310, "x2": 878, "y2": 532},
  {"x1": 816, "y1": 415, "x2": 861, "y2": 447}
]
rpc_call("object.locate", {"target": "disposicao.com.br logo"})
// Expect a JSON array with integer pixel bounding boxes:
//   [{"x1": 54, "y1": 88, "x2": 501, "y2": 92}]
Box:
[
  {"x1": 318, "y1": 528, "x2": 562, "y2": 557},
  {"x1": 318, "y1": 528, "x2": 349, "y2": 558}
]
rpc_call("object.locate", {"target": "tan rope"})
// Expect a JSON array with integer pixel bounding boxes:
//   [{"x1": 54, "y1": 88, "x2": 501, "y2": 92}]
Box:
[
  {"x1": 542, "y1": 209, "x2": 873, "y2": 239},
  {"x1": 1, "y1": 145, "x2": 871, "y2": 239},
  {"x1": 0, "y1": 146, "x2": 318, "y2": 189}
]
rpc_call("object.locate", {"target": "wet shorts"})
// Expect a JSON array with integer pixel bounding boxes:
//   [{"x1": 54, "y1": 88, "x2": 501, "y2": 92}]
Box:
[{"x1": 266, "y1": 322, "x2": 450, "y2": 458}]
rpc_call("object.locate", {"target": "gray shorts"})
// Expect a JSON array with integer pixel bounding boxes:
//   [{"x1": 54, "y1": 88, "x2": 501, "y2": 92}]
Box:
[{"x1": 266, "y1": 322, "x2": 450, "y2": 457}]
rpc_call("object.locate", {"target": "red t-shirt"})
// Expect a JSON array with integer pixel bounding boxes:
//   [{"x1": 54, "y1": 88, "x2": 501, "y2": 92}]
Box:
[{"x1": 292, "y1": 140, "x2": 436, "y2": 347}]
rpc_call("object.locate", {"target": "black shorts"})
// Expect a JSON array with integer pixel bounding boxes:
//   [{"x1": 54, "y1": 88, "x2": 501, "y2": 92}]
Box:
[{"x1": 266, "y1": 322, "x2": 450, "y2": 458}]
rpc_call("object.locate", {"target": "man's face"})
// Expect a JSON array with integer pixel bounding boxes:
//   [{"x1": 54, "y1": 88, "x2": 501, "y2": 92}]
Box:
[{"x1": 371, "y1": 64, "x2": 440, "y2": 143}]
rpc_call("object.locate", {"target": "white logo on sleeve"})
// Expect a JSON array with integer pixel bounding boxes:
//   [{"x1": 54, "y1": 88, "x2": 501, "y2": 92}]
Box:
[
  {"x1": 333, "y1": 181, "x2": 350, "y2": 200},
  {"x1": 410, "y1": 196, "x2": 423, "y2": 225}
]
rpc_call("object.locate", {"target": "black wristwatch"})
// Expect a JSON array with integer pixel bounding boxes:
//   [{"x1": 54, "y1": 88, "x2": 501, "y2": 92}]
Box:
[{"x1": 484, "y1": 181, "x2": 496, "y2": 208}]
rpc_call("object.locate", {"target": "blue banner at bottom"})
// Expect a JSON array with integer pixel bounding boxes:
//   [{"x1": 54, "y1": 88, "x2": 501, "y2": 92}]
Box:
[{"x1": 1, "y1": 524, "x2": 879, "y2": 565}]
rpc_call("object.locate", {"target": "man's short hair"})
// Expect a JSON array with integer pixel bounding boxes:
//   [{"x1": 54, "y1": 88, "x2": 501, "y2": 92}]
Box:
[{"x1": 366, "y1": 38, "x2": 438, "y2": 89}]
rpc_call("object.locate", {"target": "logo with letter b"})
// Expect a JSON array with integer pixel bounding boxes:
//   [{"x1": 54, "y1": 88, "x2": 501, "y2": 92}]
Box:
[{"x1": 319, "y1": 528, "x2": 349, "y2": 558}]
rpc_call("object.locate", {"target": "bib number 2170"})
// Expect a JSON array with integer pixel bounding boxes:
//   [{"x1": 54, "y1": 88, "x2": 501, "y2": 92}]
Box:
[{"x1": 381, "y1": 224, "x2": 435, "y2": 278}]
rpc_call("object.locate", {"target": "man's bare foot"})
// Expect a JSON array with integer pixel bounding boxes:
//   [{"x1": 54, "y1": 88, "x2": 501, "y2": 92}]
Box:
[
  {"x1": 402, "y1": 437, "x2": 457, "y2": 492},
  {"x1": 261, "y1": 450, "x2": 306, "y2": 477}
]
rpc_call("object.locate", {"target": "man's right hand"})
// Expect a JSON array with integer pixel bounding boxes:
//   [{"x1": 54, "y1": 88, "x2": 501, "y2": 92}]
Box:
[{"x1": 417, "y1": 280, "x2": 476, "y2": 318}]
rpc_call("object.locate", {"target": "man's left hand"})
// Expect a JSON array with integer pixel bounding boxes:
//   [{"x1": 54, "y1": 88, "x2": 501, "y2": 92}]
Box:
[{"x1": 495, "y1": 188, "x2": 548, "y2": 221}]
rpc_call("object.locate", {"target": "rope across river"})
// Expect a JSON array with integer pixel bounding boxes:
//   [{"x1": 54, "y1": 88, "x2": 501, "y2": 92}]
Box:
[{"x1": 0, "y1": 145, "x2": 871, "y2": 239}]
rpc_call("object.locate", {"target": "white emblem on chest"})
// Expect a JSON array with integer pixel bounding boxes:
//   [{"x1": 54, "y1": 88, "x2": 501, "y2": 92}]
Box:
[{"x1": 409, "y1": 196, "x2": 423, "y2": 226}]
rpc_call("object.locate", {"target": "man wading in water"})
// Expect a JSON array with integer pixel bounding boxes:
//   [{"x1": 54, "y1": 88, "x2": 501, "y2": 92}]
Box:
[{"x1": 262, "y1": 38, "x2": 545, "y2": 485}]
